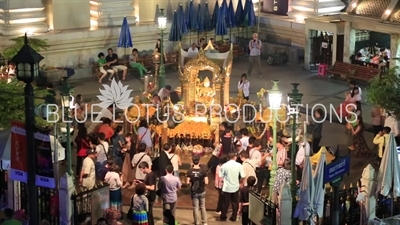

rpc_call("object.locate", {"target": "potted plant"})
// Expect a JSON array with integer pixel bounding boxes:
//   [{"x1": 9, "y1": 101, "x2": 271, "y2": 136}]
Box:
[{"x1": 1, "y1": 36, "x2": 49, "y2": 61}]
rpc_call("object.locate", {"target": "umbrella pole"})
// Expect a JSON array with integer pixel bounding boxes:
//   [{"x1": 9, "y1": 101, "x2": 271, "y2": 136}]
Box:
[
  {"x1": 190, "y1": 31, "x2": 192, "y2": 45},
  {"x1": 230, "y1": 28, "x2": 232, "y2": 42}
]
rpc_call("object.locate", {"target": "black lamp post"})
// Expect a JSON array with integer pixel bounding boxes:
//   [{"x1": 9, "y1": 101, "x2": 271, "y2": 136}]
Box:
[
  {"x1": 287, "y1": 83, "x2": 303, "y2": 224},
  {"x1": 11, "y1": 33, "x2": 44, "y2": 225},
  {"x1": 60, "y1": 82, "x2": 74, "y2": 176}
]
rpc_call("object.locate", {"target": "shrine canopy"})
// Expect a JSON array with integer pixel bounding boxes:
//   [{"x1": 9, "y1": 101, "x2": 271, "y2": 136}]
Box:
[{"x1": 179, "y1": 40, "x2": 232, "y2": 70}]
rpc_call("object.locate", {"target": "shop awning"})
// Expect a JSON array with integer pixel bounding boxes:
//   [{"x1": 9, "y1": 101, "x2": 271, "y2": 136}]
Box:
[
  {"x1": 0, "y1": 130, "x2": 11, "y2": 170},
  {"x1": 0, "y1": 130, "x2": 65, "y2": 171}
]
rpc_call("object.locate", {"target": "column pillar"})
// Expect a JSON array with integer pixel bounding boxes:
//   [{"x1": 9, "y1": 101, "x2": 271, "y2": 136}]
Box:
[
  {"x1": 90, "y1": 0, "x2": 136, "y2": 27},
  {"x1": 390, "y1": 33, "x2": 400, "y2": 69},
  {"x1": 0, "y1": 0, "x2": 48, "y2": 36},
  {"x1": 223, "y1": 75, "x2": 230, "y2": 106},
  {"x1": 332, "y1": 33, "x2": 338, "y2": 65},
  {"x1": 304, "y1": 29, "x2": 311, "y2": 70},
  {"x1": 343, "y1": 22, "x2": 356, "y2": 63},
  {"x1": 44, "y1": 0, "x2": 90, "y2": 30}
]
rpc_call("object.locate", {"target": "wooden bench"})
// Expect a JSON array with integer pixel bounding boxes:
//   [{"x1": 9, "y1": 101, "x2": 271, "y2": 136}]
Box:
[
  {"x1": 327, "y1": 61, "x2": 355, "y2": 78},
  {"x1": 347, "y1": 65, "x2": 380, "y2": 82},
  {"x1": 218, "y1": 44, "x2": 245, "y2": 58},
  {"x1": 92, "y1": 50, "x2": 178, "y2": 79}
]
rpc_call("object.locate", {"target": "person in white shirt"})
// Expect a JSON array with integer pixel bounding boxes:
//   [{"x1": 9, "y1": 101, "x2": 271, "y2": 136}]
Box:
[
  {"x1": 168, "y1": 144, "x2": 182, "y2": 177},
  {"x1": 373, "y1": 126, "x2": 391, "y2": 160},
  {"x1": 349, "y1": 80, "x2": 362, "y2": 102},
  {"x1": 158, "y1": 85, "x2": 172, "y2": 101},
  {"x1": 95, "y1": 105, "x2": 114, "y2": 121},
  {"x1": 132, "y1": 143, "x2": 153, "y2": 181},
  {"x1": 95, "y1": 132, "x2": 109, "y2": 177},
  {"x1": 384, "y1": 112, "x2": 399, "y2": 144},
  {"x1": 237, "y1": 73, "x2": 250, "y2": 100},
  {"x1": 295, "y1": 141, "x2": 310, "y2": 183},
  {"x1": 358, "y1": 45, "x2": 370, "y2": 58},
  {"x1": 104, "y1": 164, "x2": 123, "y2": 211},
  {"x1": 239, "y1": 128, "x2": 250, "y2": 152},
  {"x1": 239, "y1": 151, "x2": 257, "y2": 186},
  {"x1": 248, "y1": 140, "x2": 262, "y2": 165},
  {"x1": 188, "y1": 43, "x2": 199, "y2": 54},
  {"x1": 80, "y1": 149, "x2": 97, "y2": 190}
]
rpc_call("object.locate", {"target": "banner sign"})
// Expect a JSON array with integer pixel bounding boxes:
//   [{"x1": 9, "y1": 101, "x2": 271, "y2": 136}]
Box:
[
  {"x1": 35, "y1": 128, "x2": 55, "y2": 188},
  {"x1": 324, "y1": 155, "x2": 350, "y2": 183},
  {"x1": 10, "y1": 121, "x2": 28, "y2": 182}
]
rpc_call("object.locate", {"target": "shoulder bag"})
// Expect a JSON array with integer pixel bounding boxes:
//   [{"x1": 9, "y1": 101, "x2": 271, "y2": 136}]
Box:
[
  {"x1": 99, "y1": 143, "x2": 111, "y2": 160},
  {"x1": 136, "y1": 128, "x2": 149, "y2": 148},
  {"x1": 132, "y1": 153, "x2": 147, "y2": 170},
  {"x1": 127, "y1": 195, "x2": 134, "y2": 220}
]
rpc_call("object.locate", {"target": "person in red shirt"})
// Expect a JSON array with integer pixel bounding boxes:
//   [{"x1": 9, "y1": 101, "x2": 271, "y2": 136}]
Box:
[
  {"x1": 98, "y1": 118, "x2": 114, "y2": 141},
  {"x1": 75, "y1": 126, "x2": 93, "y2": 175}
]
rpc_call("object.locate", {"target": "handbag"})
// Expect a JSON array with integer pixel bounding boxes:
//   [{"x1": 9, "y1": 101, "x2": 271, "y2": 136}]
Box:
[{"x1": 127, "y1": 195, "x2": 133, "y2": 220}]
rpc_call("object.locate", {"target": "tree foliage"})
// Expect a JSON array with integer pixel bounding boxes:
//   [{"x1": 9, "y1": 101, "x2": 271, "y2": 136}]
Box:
[
  {"x1": 0, "y1": 81, "x2": 51, "y2": 129},
  {"x1": 2, "y1": 36, "x2": 49, "y2": 60},
  {"x1": 367, "y1": 67, "x2": 400, "y2": 116}
]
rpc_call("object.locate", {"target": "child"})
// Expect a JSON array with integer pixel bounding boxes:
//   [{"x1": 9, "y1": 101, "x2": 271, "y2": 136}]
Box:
[
  {"x1": 100, "y1": 159, "x2": 114, "y2": 181},
  {"x1": 97, "y1": 52, "x2": 115, "y2": 83},
  {"x1": 132, "y1": 183, "x2": 149, "y2": 225},
  {"x1": 104, "y1": 165, "x2": 123, "y2": 217},
  {"x1": 215, "y1": 156, "x2": 227, "y2": 215},
  {"x1": 239, "y1": 176, "x2": 256, "y2": 225}
]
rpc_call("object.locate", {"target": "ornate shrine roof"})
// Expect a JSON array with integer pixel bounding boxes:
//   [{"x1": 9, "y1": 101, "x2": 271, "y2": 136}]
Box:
[
  {"x1": 389, "y1": 1, "x2": 400, "y2": 23},
  {"x1": 348, "y1": 0, "x2": 391, "y2": 18}
]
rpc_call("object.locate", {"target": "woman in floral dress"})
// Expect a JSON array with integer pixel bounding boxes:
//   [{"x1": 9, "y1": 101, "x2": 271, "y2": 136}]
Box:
[
  {"x1": 351, "y1": 116, "x2": 374, "y2": 157},
  {"x1": 272, "y1": 159, "x2": 292, "y2": 203}
]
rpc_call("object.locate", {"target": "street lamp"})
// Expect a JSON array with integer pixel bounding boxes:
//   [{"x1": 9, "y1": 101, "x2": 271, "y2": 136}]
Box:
[
  {"x1": 60, "y1": 82, "x2": 74, "y2": 176},
  {"x1": 157, "y1": 8, "x2": 167, "y2": 90},
  {"x1": 11, "y1": 32, "x2": 44, "y2": 225},
  {"x1": 268, "y1": 80, "x2": 282, "y2": 199},
  {"x1": 287, "y1": 83, "x2": 303, "y2": 201}
]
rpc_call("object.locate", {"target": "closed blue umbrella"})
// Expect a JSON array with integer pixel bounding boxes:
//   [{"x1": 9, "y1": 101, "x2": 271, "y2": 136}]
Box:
[
  {"x1": 204, "y1": 2, "x2": 213, "y2": 32},
  {"x1": 227, "y1": 0, "x2": 236, "y2": 28},
  {"x1": 243, "y1": 0, "x2": 249, "y2": 25},
  {"x1": 187, "y1": 0, "x2": 198, "y2": 44},
  {"x1": 178, "y1": 4, "x2": 189, "y2": 35},
  {"x1": 215, "y1": 6, "x2": 228, "y2": 38},
  {"x1": 117, "y1": 16, "x2": 133, "y2": 49},
  {"x1": 211, "y1": 1, "x2": 219, "y2": 29},
  {"x1": 169, "y1": 10, "x2": 182, "y2": 42},
  {"x1": 197, "y1": 4, "x2": 205, "y2": 33},
  {"x1": 236, "y1": 0, "x2": 244, "y2": 26},
  {"x1": 221, "y1": 0, "x2": 230, "y2": 27},
  {"x1": 188, "y1": 0, "x2": 198, "y2": 31},
  {"x1": 247, "y1": 0, "x2": 256, "y2": 27}
]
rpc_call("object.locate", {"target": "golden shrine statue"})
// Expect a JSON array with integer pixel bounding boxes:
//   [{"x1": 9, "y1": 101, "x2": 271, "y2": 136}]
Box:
[
  {"x1": 178, "y1": 40, "x2": 233, "y2": 114},
  {"x1": 195, "y1": 77, "x2": 215, "y2": 107}
]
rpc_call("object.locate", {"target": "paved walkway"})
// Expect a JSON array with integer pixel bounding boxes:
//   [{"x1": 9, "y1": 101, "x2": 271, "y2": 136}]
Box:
[
  {"x1": 65, "y1": 60, "x2": 375, "y2": 129},
  {"x1": 116, "y1": 207, "x2": 241, "y2": 225}
]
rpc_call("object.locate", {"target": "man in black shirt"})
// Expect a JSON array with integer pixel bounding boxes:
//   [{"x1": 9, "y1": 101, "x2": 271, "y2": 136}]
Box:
[
  {"x1": 169, "y1": 86, "x2": 182, "y2": 104},
  {"x1": 139, "y1": 161, "x2": 157, "y2": 225},
  {"x1": 105, "y1": 48, "x2": 128, "y2": 80},
  {"x1": 186, "y1": 155, "x2": 208, "y2": 225},
  {"x1": 239, "y1": 176, "x2": 256, "y2": 225}
]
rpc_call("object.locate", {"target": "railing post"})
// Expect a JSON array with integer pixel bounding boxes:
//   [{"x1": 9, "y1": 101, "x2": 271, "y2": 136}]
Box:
[
  {"x1": 279, "y1": 183, "x2": 292, "y2": 225},
  {"x1": 358, "y1": 164, "x2": 376, "y2": 223},
  {"x1": 59, "y1": 173, "x2": 75, "y2": 225}
]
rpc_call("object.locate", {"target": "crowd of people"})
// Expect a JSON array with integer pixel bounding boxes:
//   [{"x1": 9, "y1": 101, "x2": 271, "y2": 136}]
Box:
[{"x1": 336, "y1": 80, "x2": 400, "y2": 161}]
